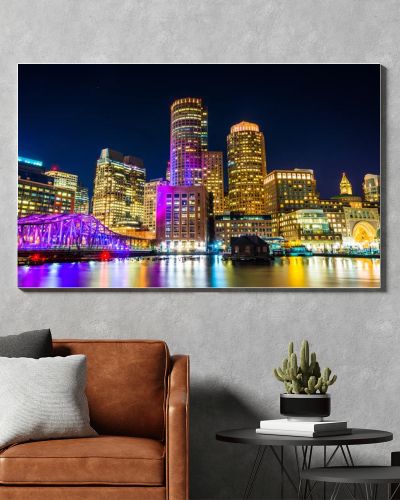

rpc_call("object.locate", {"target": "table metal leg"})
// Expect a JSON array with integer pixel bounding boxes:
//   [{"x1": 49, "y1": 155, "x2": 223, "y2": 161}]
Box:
[
  {"x1": 339, "y1": 446, "x2": 360, "y2": 499},
  {"x1": 324, "y1": 446, "x2": 327, "y2": 500},
  {"x1": 281, "y1": 447, "x2": 284, "y2": 500},
  {"x1": 270, "y1": 445, "x2": 299, "y2": 493},
  {"x1": 243, "y1": 443, "x2": 373, "y2": 500},
  {"x1": 330, "y1": 483, "x2": 341, "y2": 500},
  {"x1": 294, "y1": 446, "x2": 301, "y2": 478},
  {"x1": 243, "y1": 445, "x2": 301, "y2": 499},
  {"x1": 326, "y1": 445, "x2": 340, "y2": 467},
  {"x1": 243, "y1": 445, "x2": 266, "y2": 500},
  {"x1": 364, "y1": 483, "x2": 380, "y2": 500},
  {"x1": 343, "y1": 483, "x2": 358, "y2": 500},
  {"x1": 299, "y1": 446, "x2": 314, "y2": 500},
  {"x1": 340, "y1": 445, "x2": 350, "y2": 466},
  {"x1": 299, "y1": 445, "x2": 360, "y2": 500},
  {"x1": 346, "y1": 445, "x2": 355, "y2": 466},
  {"x1": 298, "y1": 478, "x2": 303, "y2": 500},
  {"x1": 389, "y1": 482, "x2": 400, "y2": 500}
]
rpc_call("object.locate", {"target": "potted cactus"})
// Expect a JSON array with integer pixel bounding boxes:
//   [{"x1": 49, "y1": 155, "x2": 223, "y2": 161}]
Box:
[{"x1": 273, "y1": 340, "x2": 337, "y2": 420}]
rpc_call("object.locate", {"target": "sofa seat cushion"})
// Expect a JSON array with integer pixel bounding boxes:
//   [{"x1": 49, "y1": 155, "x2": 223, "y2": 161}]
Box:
[{"x1": 0, "y1": 436, "x2": 165, "y2": 486}]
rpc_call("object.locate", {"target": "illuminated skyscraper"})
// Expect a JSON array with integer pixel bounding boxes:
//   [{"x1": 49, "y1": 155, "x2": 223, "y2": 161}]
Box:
[
  {"x1": 227, "y1": 121, "x2": 267, "y2": 215},
  {"x1": 45, "y1": 166, "x2": 89, "y2": 214},
  {"x1": 201, "y1": 151, "x2": 224, "y2": 215},
  {"x1": 166, "y1": 161, "x2": 171, "y2": 183},
  {"x1": 264, "y1": 169, "x2": 320, "y2": 214},
  {"x1": 340, "y1": 172, "x2": 353, "y2": 195},
  {"x1": 201, "y1": 106, "x2": 208, "y2": 151},
  {"x1": 170, "y1": 97, "x2": 207, "y2": 186},
  {"x1": 45, "y1": 166, "x2": 78, "y2": 192},
  {"x1": 92, "y1": 148, "x2": 145, "y2": 229},
  {"x1": 264, "y1": 168, "x2": 320, "y2": 236},
  {"x1": 363, "y1": 173, "x2": 380, "y2": 202},
  {"x1": 144, "y1": 178, "x2": 168, "y2": 232},
  {"x1": 74, "y1": 185, "x2": 90, "y2": 214}
]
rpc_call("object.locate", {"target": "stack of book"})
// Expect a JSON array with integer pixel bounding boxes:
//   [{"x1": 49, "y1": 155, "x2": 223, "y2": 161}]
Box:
[{"x1": 256, "y1": 419, "x2": 351, "y2": 438}]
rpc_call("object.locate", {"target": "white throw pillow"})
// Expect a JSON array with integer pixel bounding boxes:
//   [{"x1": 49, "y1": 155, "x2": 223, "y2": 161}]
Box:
[{"x1": 0, "y1": 355, "x2": 97, "y2": 449}]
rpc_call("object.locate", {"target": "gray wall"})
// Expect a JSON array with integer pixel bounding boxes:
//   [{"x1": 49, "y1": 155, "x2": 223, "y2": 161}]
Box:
[{"x1": 1, "y1": 1, "x2": 399, "y2": 498}]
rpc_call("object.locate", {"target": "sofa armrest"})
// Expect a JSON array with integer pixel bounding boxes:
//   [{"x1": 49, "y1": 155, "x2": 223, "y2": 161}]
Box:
[{"x1": 166, "y1": 355, "x2": 189, "y2": 500}]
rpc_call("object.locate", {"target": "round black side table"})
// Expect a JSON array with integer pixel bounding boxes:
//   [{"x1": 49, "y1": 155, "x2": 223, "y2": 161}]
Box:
[
  {"x1": 216, "y1": 428, "x2": 393, "y2": 500},
  {"x1": 301, "y1": 466, "x2": 400, "y2": 500}
]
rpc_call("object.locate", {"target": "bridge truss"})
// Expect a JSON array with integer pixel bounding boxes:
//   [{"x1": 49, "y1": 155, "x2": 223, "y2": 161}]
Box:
[{"x1": 18, "y1": 213, "x2": 131, "y2": 250}]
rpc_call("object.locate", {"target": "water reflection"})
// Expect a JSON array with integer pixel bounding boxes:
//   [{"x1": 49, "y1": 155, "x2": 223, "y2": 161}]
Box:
[{"x1": 18, "y1": 256, "x2": 381, "y2": 289}]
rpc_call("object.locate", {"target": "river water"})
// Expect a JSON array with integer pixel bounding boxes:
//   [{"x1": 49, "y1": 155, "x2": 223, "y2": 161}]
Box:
[{"x1": 18, "y1": 255, "x2": 381, "y2": 288}]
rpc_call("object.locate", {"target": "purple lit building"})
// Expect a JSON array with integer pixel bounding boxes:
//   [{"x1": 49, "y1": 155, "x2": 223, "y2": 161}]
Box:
[
  {"x1": 169, "y1": 97, "x2": 207, "y2": 186},
  {"x1": 156, "y1": 185, "x2": 208, "y2": 252},
  {"x1": 154, "y1": 98, "x2": 210, "y2": 251}
]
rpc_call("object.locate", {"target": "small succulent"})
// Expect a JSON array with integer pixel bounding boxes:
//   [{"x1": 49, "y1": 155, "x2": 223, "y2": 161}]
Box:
[{"x1": 273, "y1": 340, "x2": 337, "y2": 395}]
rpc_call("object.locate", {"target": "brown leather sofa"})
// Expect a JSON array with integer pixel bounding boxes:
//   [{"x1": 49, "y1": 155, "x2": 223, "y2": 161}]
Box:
[{"x1": 0, "y1": 339, "x2": 189, "y2": 500}]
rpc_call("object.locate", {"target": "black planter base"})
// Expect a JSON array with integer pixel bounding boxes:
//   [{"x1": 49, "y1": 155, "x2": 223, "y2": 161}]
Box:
[{"x1": 280, "y1": 394, "x2": 331, "y2": 419}]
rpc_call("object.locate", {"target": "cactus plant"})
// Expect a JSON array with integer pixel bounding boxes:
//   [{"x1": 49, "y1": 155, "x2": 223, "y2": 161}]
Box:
[{"x1": 273, "y1": 340, "x2": 337, "y2": 395}]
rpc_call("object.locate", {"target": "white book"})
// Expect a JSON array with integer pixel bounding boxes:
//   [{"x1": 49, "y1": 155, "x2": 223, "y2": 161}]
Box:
[
  {"x1": 256, "y1": 428, "x2": 352, "y2": 438},
  {"x1": 259, "y1": 419, "x2": 347, "y2": 432}
]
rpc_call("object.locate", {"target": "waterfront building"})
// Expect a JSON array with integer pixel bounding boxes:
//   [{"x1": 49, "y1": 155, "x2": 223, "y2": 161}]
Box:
[
  {"x1": 92, "y1": 148, "x2": 145, "y2": 229},
  {"x1": 18, "y1": 157, "x2": 74, "y2": 217},
  {"x1": 156, "y1": 185, "x2": 208, "y2": 252},
  {"x1": 320, "y1": 196, "x2": 380, "y2": 246},
  {"x1": 201, "y1": 151, "x2": 224, "y2": 215},
  {"x1": 362, "y1": 200, "x2": 380, "y2": 212},
  {"x1": 227, "y1": 121, "x2": 267, "y2": 215},
  {"x1": 340, "y1": 172, "x2": 353, "y2": 195},
  {"x1": 45, "y1": 166, "x2": 78, "y2": 192},
  {"x1": 265, "y1": 168, "x2": 320, "y2": 214},
  {"x1": 74, "y1": 185, "x2": 90, "y2": 214},
  {"x1": 230, "y1": 235, "x2": 270, "y2": 259},
  {"x1": 320, "y1": 199, "x2": 345, "y2": 211},
  {"x1": 110, "y1": 221, "x2": 155, "y2": 249},
  {"x1": 279, "y1": 209, "x2": 339, "y2": 250},
  {"x1": 144, "y1": 178, "x2": 168, "y2": 232},
  {"x1": 170, "y1": 97, "x2": 207, "y2": 186},
  {"x1": 363, "y1": 174, "x2": 380, "y2": 203},
  {"x1": 214, "y1": 213, "x2": 272, "y2": 249},
  {"x1": 342, "y1": 206, "x2": 380, "y2": 248},
  {"x1": 319, "y1": 199, "x2": 347, "y2": 238},
  {"x1": 325, "y1": 211, "x2": 347, "y2": 239}
]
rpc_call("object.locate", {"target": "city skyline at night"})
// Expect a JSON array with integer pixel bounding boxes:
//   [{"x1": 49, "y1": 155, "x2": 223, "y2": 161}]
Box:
[
  {"x1": 18, "y1": 64, "x2": 380, "y2": 199},
  {"x1": 17, "y1": 64, "x2": 381, "y2": 288}
]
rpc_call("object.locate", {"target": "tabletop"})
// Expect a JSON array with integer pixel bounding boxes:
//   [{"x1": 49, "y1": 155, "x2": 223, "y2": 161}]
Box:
[
  {"x1": 216, "y1": 428, "x2": 393, "y2": 447},
  {"x1": 301, "y1": 466, "x2": 400, "y2": 484}
]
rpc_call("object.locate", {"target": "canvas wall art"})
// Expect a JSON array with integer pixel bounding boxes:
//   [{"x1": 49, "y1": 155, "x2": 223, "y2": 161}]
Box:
[{"x1": 18, "y1": 64, "x2": 381, "y2": 288}]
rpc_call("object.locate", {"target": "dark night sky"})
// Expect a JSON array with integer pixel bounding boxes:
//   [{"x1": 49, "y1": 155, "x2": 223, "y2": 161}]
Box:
[{"x1": 18, "y1": 64, "x2": 380, "y2": 199}]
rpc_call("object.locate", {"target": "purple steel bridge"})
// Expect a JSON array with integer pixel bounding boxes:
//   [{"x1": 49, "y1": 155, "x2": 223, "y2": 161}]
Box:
[{"x1": 18, "y1": 213, "x2": 135, "y2": 251}]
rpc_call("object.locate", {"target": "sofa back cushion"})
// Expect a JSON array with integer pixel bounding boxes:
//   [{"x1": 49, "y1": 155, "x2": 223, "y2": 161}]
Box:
[
  {"x1": 0, "y1": 329, "x2": 53, "y2": 358},
  {"x1": 52, "y1": 340, "x2": 170, "y2": 440}
]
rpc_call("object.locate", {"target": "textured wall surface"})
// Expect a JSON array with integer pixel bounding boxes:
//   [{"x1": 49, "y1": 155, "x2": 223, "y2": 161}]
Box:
[{"x1": 1, "y1": 1, "x2": 399, "y2": 498}]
